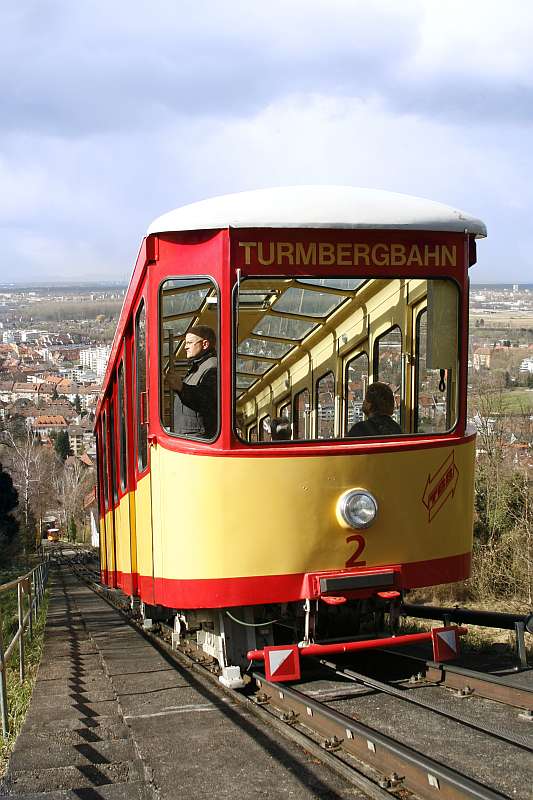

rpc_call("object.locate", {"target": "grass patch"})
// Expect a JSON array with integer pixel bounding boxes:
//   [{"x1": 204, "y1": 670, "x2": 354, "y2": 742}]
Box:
[
  {"x1": 498, "y1": 389, "x2": 533, "y2": 412},
  {"x1": 0, "y1": 588, "x2": 49, "y2": 779}
]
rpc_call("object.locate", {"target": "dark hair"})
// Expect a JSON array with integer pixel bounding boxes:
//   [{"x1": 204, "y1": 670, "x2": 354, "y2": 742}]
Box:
[
  {"x1": 188, "y1": 325, "x2": 216, "y2": 348},
  {"x1": 270, "y1": 417, "x2": 291, "y2": 440},
  {"x1": 365, "y1": 382, "x2": 395, "y2": 416}
]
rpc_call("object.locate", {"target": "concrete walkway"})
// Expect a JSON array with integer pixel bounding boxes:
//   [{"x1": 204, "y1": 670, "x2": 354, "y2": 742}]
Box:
[{"x1": 1, "y1": 567, "x2": 363, "y2": 799}]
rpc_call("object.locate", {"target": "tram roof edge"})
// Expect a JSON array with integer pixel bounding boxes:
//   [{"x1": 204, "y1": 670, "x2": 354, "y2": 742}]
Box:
[{"x1": 147, "y1": 186, "x2": 487, "y2": 238}]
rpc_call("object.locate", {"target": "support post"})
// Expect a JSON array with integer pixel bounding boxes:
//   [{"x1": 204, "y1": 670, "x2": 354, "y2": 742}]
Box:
[
  {"x1": 515, "y1": 621, "x2": 528, "y2": 669},
  {"x1": 27, "y1": 582, "x2": 33, "y2": 641},
  {"x1": 18, "y1": 582, "x2": 25, "y2": 683},
  {"x1": 0, "y1": 613, "x2": 9, "y2": 737}
]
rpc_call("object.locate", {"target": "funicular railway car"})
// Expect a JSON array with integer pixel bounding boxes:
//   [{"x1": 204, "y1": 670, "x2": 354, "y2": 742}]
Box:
[
  {"x1": 46, "y1": 528, "x2": 60, "y2": 543},
  {"x1": 95, "y1": 186, "x2": 486, "y2": 686}
]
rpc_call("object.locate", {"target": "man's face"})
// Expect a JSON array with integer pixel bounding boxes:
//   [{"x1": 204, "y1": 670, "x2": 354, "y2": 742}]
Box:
[
  {"x1": 184, "y1": 335, "x2": 207, "y2": 360},
  {"x1": 362, "y1": 397, "x2": 373, "y2": 417}
]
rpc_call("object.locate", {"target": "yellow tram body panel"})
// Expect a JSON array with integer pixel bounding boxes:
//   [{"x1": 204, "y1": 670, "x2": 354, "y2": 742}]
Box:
[
  {"x1": 104, "y1": 509, "x2": 116, "y2": 576},
  {"x1": 140, "y1": 436, "x2": 475, "y2": 607},
  {"x1": 135, "y1": 473, "x2": 155, "y2": 591},
  {"x1": 114, "y1": 495, "x2": 130, "y2": 585}
]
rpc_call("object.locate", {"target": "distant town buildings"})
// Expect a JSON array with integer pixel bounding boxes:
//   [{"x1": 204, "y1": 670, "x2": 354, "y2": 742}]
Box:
[{"x1": 80, "y1": 345, "x2": 112, "y2": 378}]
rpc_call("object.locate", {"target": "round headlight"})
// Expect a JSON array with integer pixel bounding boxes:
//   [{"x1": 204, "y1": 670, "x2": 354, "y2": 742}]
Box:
[{"x1": 336, "y1": 489, "x2": 378, "y2": 530}]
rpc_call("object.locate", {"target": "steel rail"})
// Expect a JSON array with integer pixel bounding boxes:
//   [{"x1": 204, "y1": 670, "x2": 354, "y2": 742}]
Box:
[
  {"x1": 253, "y1": 672, "x2": 509, "y2": 800},
  {"x1": 315, "y1": 658, "x2": 533, "y2": 751},
  {"x1": 379, "y1": 648, "x2": 533, "y2": 711}
]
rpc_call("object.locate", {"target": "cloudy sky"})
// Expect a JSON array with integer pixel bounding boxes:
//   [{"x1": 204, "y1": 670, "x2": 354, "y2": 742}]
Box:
[{"x1": 2, "y1": 0, "x2": 532, "y2": 283}]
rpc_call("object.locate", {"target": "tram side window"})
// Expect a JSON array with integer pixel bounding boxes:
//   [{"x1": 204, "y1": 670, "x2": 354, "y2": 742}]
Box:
[
  {"x1": 294, "y1": 389, "x2": 310, "y2": 440},
  {"x1": 375, "y1": 327, "x2": 402, "y2": 426},
  {"x1": 102, "y1": 411, "x2": 109, "y2": 511},
  {"x1": 278, "y1": 401, "x2": 291, "y2": 420},
  {"x1": 95, "y1": 428, "x2": 104, "y2": 517},
  {"x1": 160, "y1": 277, "x2": 219, "y2": 440},
  {"x1": 316, "y1": 372, "x2": 335, "y2": 439},
  {"x1": 248, "y1": 425, "x2": 258, "y2": 442},
  {"x1": 345, "y1": 352, "x2": 369, "y2": 433},
  {"x1": 135, "y1": 302, "x2": 148, "y2": 471},
  {"x1": 259, "y1": 415, "x2": 271, "y2": 441},
  {"x1": 109, "y1": 397, "x2": 118, "y2": 504},
  {"x1": 118, "y1": 360, "x2": 127, "y2": 491},
  {"x1": 415, "y1": 282, "x2": 458, "y2": 432}
]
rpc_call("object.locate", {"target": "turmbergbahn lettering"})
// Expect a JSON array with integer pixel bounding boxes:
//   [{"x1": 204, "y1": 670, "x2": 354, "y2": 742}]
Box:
[{"x1": 237, "y1": 241, "x2": 457, "y2": 268}]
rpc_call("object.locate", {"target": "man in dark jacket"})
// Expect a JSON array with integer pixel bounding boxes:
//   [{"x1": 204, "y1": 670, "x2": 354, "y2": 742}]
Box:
[
  {"x1": 347, "y1": 382, "x2": 401, "y2": 438},
  {"x1": 165, "y1": 325, "x2": 217, "y2": 438}
]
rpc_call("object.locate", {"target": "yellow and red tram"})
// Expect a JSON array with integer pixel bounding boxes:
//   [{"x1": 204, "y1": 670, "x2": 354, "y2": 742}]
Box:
[{"x1": 95, "y1": 186, "x2": 485, "y2": 685}]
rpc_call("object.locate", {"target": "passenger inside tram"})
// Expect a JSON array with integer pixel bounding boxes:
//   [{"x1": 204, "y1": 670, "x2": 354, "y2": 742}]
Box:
[
  {"x1": 346, "y1": 382, "x2": 401, "y2": 438},
  {"x1": 165, "y1": 325, "x2": 217, "y2": 438},
  {"x1": 270, "y1": 417, "x2": 292, "y2": 440}
]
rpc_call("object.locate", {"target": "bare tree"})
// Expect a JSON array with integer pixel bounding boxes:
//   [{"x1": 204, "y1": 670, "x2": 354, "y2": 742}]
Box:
[{"x1": 2, "y1": 425, "x2": 40, "y2": 541}]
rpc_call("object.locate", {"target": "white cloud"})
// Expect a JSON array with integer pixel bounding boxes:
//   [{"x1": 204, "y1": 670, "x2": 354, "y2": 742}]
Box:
[{"x1": 1, "y1": 1, "x2": 532, "y2": 281}]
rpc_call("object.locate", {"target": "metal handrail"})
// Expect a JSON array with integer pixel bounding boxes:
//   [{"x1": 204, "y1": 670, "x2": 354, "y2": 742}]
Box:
[{"x1": 0, "y1": 557, "x2": 50, "y2": 737}]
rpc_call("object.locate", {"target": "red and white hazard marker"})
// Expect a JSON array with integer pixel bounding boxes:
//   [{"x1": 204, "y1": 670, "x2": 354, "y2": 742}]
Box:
[
  {"x1": 431, "y1": 626, "x2": 461, "y2": 662},
  {"x1": 264, "y1": 644, "x2": 301, "y2": 682}
]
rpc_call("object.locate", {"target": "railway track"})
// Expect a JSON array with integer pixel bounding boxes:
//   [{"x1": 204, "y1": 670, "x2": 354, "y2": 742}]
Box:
[
  {"x1": 58, "y1": 547, "x2": 532, "y2": 800},
  {"x1": 375, "y1": 648, "x2": 533, "y2": 716}
]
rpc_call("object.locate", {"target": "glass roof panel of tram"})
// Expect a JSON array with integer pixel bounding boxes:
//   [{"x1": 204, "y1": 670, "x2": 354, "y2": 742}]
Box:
[
  {"x1": 238, "y1": 338, "x2": 294, "y2": 359},
  {"x1": 162, "y1": 286, "x2": 210, "y2": 317},
  {"x1": 272, "y1": 287, "x2": 346, "y2": 317},
  {"x1": 237, "y1": 278, "x2": 364, "y2": 365},
  {"x1": 236, "y1": 375, "x2": 258, "y2": 389},
  {"x1": 236, "y1": 357, "x2": 272, "y2": 375},
  {"x1": 296, "y1": 278, "x2": 365, "y2": 291},
  {"x1": 252, "y1": 315, "x2": 317, "y2": 340}
]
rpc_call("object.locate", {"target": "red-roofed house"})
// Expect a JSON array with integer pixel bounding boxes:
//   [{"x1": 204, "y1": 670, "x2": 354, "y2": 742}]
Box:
[{"x1": 32, "y1": 415, "x2": 68, "y2": 438}]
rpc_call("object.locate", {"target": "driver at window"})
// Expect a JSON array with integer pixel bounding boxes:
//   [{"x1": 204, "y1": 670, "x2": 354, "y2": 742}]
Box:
[
  {"x1": 347, "y1": 382, "x2": 401, "y2": 438},
  {"x1": 165, "y1": 326, "x2": 217, "y2": 438}
]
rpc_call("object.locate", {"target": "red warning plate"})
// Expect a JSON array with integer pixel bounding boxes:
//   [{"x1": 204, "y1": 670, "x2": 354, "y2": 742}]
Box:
[
  {"x1": 264, "y1": 644, "x2": 301, "y2": 682},
  {"x1": 431, "y1": 626, "x2": 461, "y2": 662}
]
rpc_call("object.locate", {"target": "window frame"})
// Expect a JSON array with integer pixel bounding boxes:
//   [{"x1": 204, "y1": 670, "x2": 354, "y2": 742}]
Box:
[
  {"x1": 135, "y1": 299, "x2": 149, "y2": 473},
  {"x1": 344, "y1": 350, "x2": 369, "y2": 434},
  {"x1": 278, "y1": 400, "x2": 292, "y2": 420},
  {"x1": 293, "y1": 387, "x2": 311, "y2": 440},
  {"x1": 158, "y1": 275, "x2": 220, "y2": 443},
  {"x1": 102, "y1": 408, "x2": 110, "y2": 511},
  {"x1": 374, "y1": 324, "x2": 403, "y2": 427},
  {"x1": 95, "y1": 424, "x2": 105, "y2": 519},
  {"x1": 414, "y1": 306, "x2": 456, "y2": 434},
  {"x1": 117, "y1": 358, "x2": 128, "y2": 492},
  {"x1": 248, "y1": 424, "x2": 258, "y2": 442},
  {"x1": 258, "y1": 414, "x2": 271, "y2": 442},
  {"x1": 109, "y1": 392, "x2": 118, "y2": 505},
  {"x1": 315, "y1": 370, "x2": 335, "y2": 439}
]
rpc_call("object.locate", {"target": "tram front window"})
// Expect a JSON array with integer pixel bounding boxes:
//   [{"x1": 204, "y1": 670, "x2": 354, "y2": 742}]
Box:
[
  {"x1": 160, "y1": 277, "x2": 219, "y2": 440},
  {"x1": 234, "y1": 277, "x2": 459, "y2": 442}
]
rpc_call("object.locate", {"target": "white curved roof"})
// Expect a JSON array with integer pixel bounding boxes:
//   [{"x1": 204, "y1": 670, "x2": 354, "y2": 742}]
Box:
[{"x1": 147, "y1": 186, "x2": 486, "y2": 237}]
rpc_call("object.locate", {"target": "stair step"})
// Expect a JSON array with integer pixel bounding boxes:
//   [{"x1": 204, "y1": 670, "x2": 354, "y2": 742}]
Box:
[
  {"x1": 0, "y1": 779, "x2": 155, "y2": 799},
  {"x1": 9, "y1": 737, "x2": 137, "y2": 771},
  {"x1": 4, "y1": 759, "x2": 145, "y2": 794}
]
